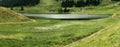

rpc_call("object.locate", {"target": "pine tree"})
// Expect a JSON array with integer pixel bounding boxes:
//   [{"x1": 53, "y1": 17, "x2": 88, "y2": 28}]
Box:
[
  {"x1": 61, "y1": 0, "x2": 74, "y2": 13},
  {"x1": 75, "y1": 0, "x2": 85, "y2": 7},
  {"x1": 85, "y1": 0, "x2": 93, "y2": 6},
  {"x1": 91, "y1": 0, "x2": 100, "y2": 6}
]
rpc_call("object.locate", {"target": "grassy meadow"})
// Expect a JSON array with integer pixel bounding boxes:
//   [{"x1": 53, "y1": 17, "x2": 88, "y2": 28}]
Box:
[
  {"x1": 0, "y1": 14, "x2": 120, "y2": 47},
  {"x1": 66, "y1": 14, "x2": 120, "y2": 47},
  {"x1": 1, "y1": 0, "x2": 120, "y2": 47}
]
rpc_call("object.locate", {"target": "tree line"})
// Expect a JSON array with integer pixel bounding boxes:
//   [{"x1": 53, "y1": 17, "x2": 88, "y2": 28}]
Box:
[
  {"x1": 61, "y1": 0, "x2": 101, "y2": 12},
  {"x1": 0, "y1": 0, "x2": 40, "y2": 11},
  {"x1": 60, "y1": 0, "x2": 120, "y2": 13},
  {"x1": 0, "y1": 0, "x2": 120, "y2": 12}
]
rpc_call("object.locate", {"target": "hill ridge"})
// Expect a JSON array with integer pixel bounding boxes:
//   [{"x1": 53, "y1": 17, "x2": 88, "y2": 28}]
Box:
[{"x1": 0, "y1": 7, "x2": 33, "y2": 23}]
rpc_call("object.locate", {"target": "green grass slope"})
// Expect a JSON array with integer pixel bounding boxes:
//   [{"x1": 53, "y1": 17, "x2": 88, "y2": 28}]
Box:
[
  {"x1": 78, "y1": 2, "x2": 120, "y2": 14},
  {"x1": 66, "y1": 14, "x2": 120, "y2": 47},
  {"x1": 0, "y1": 7, "x2": 32, "y2": 23},
  {"x1": 0, "y1": 14, "x2": 119, "y2": 47}
]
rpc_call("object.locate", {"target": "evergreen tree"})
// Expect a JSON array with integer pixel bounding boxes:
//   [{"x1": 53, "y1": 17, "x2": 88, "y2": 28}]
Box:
[
  {"x1": 75, "y1": 0, "x2": 86, "y2": 12},
  {"x1": 75, "y1": 0, "x2": 85, "y2": 7},
  {"x1": 61, "y1": 0, "x2": 74, "y2": 13},
  {"x1": 85, "y1": 0, "x2": 93, "y2": 6},
  {"x1": 85, "y1": 0, "x2": 101, "y2": 6},
  {"x1": 91, "y1": 0, "x2": 100, "y2": 6}
]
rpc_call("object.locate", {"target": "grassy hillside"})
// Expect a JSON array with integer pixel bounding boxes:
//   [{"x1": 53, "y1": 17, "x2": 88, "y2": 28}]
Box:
[
  {"x1": 1, "y1": 0, "x2": 120, "y2": 47},
  {"x1": 78, "y1": 2, "x2": 120, "y2": 14},
  {"x1": 66, "y1": 14, "x2": 120, "y2": 47},
  {"x1": 13, "y1": 0, "x2": 120, "y2": 14},
  {"x1": 0, "y1": 7, "x2": 32, "y2": 23},
  {"x1": 0, "y1": 14, "x2": 120, "y2": 47}
]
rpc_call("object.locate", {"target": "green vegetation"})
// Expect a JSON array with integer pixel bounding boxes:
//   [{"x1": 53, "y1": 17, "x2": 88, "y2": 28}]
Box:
[
  {"x1": 9, "y1": 0, "x2": 59, "y2": 13},
  {"x1": 0, "y1": 0, "x2": 40, "y2": 11},
  {"x1": 67, "y1": 14, "x2": 120, "y2": 47},
  {"x1": 0, "y1": 0, "x2": 120, "y2": 47},
  {"x1": 78, "y1": 2, "x2": 120, "y2": 14},
  {"x1": 10, "y1": 0, "x2": 120, "y2": 14},
  {"x1": 0, "y1": 14, "x2": 120, "y2": 47},
  {"x1": 0, "y1": 7, "x2": 32, "y2": 23}
]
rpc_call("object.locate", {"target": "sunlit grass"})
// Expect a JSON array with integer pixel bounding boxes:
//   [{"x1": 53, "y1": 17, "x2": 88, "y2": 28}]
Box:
[
  {"x1": 0, "y1": 7, "x2": 32, "y2": 23},
  {"x1": 66, "y1": 14, "x2": 120, "y2": 47},
  {"x1": 0, "y1": 15, "x2": 120, "y2": 47}
]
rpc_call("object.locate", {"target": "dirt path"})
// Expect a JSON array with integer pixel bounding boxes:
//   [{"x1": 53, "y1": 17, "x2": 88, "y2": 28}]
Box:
[{"x1": 63, "y1": 24, "x2": 114, "y2": 47}]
